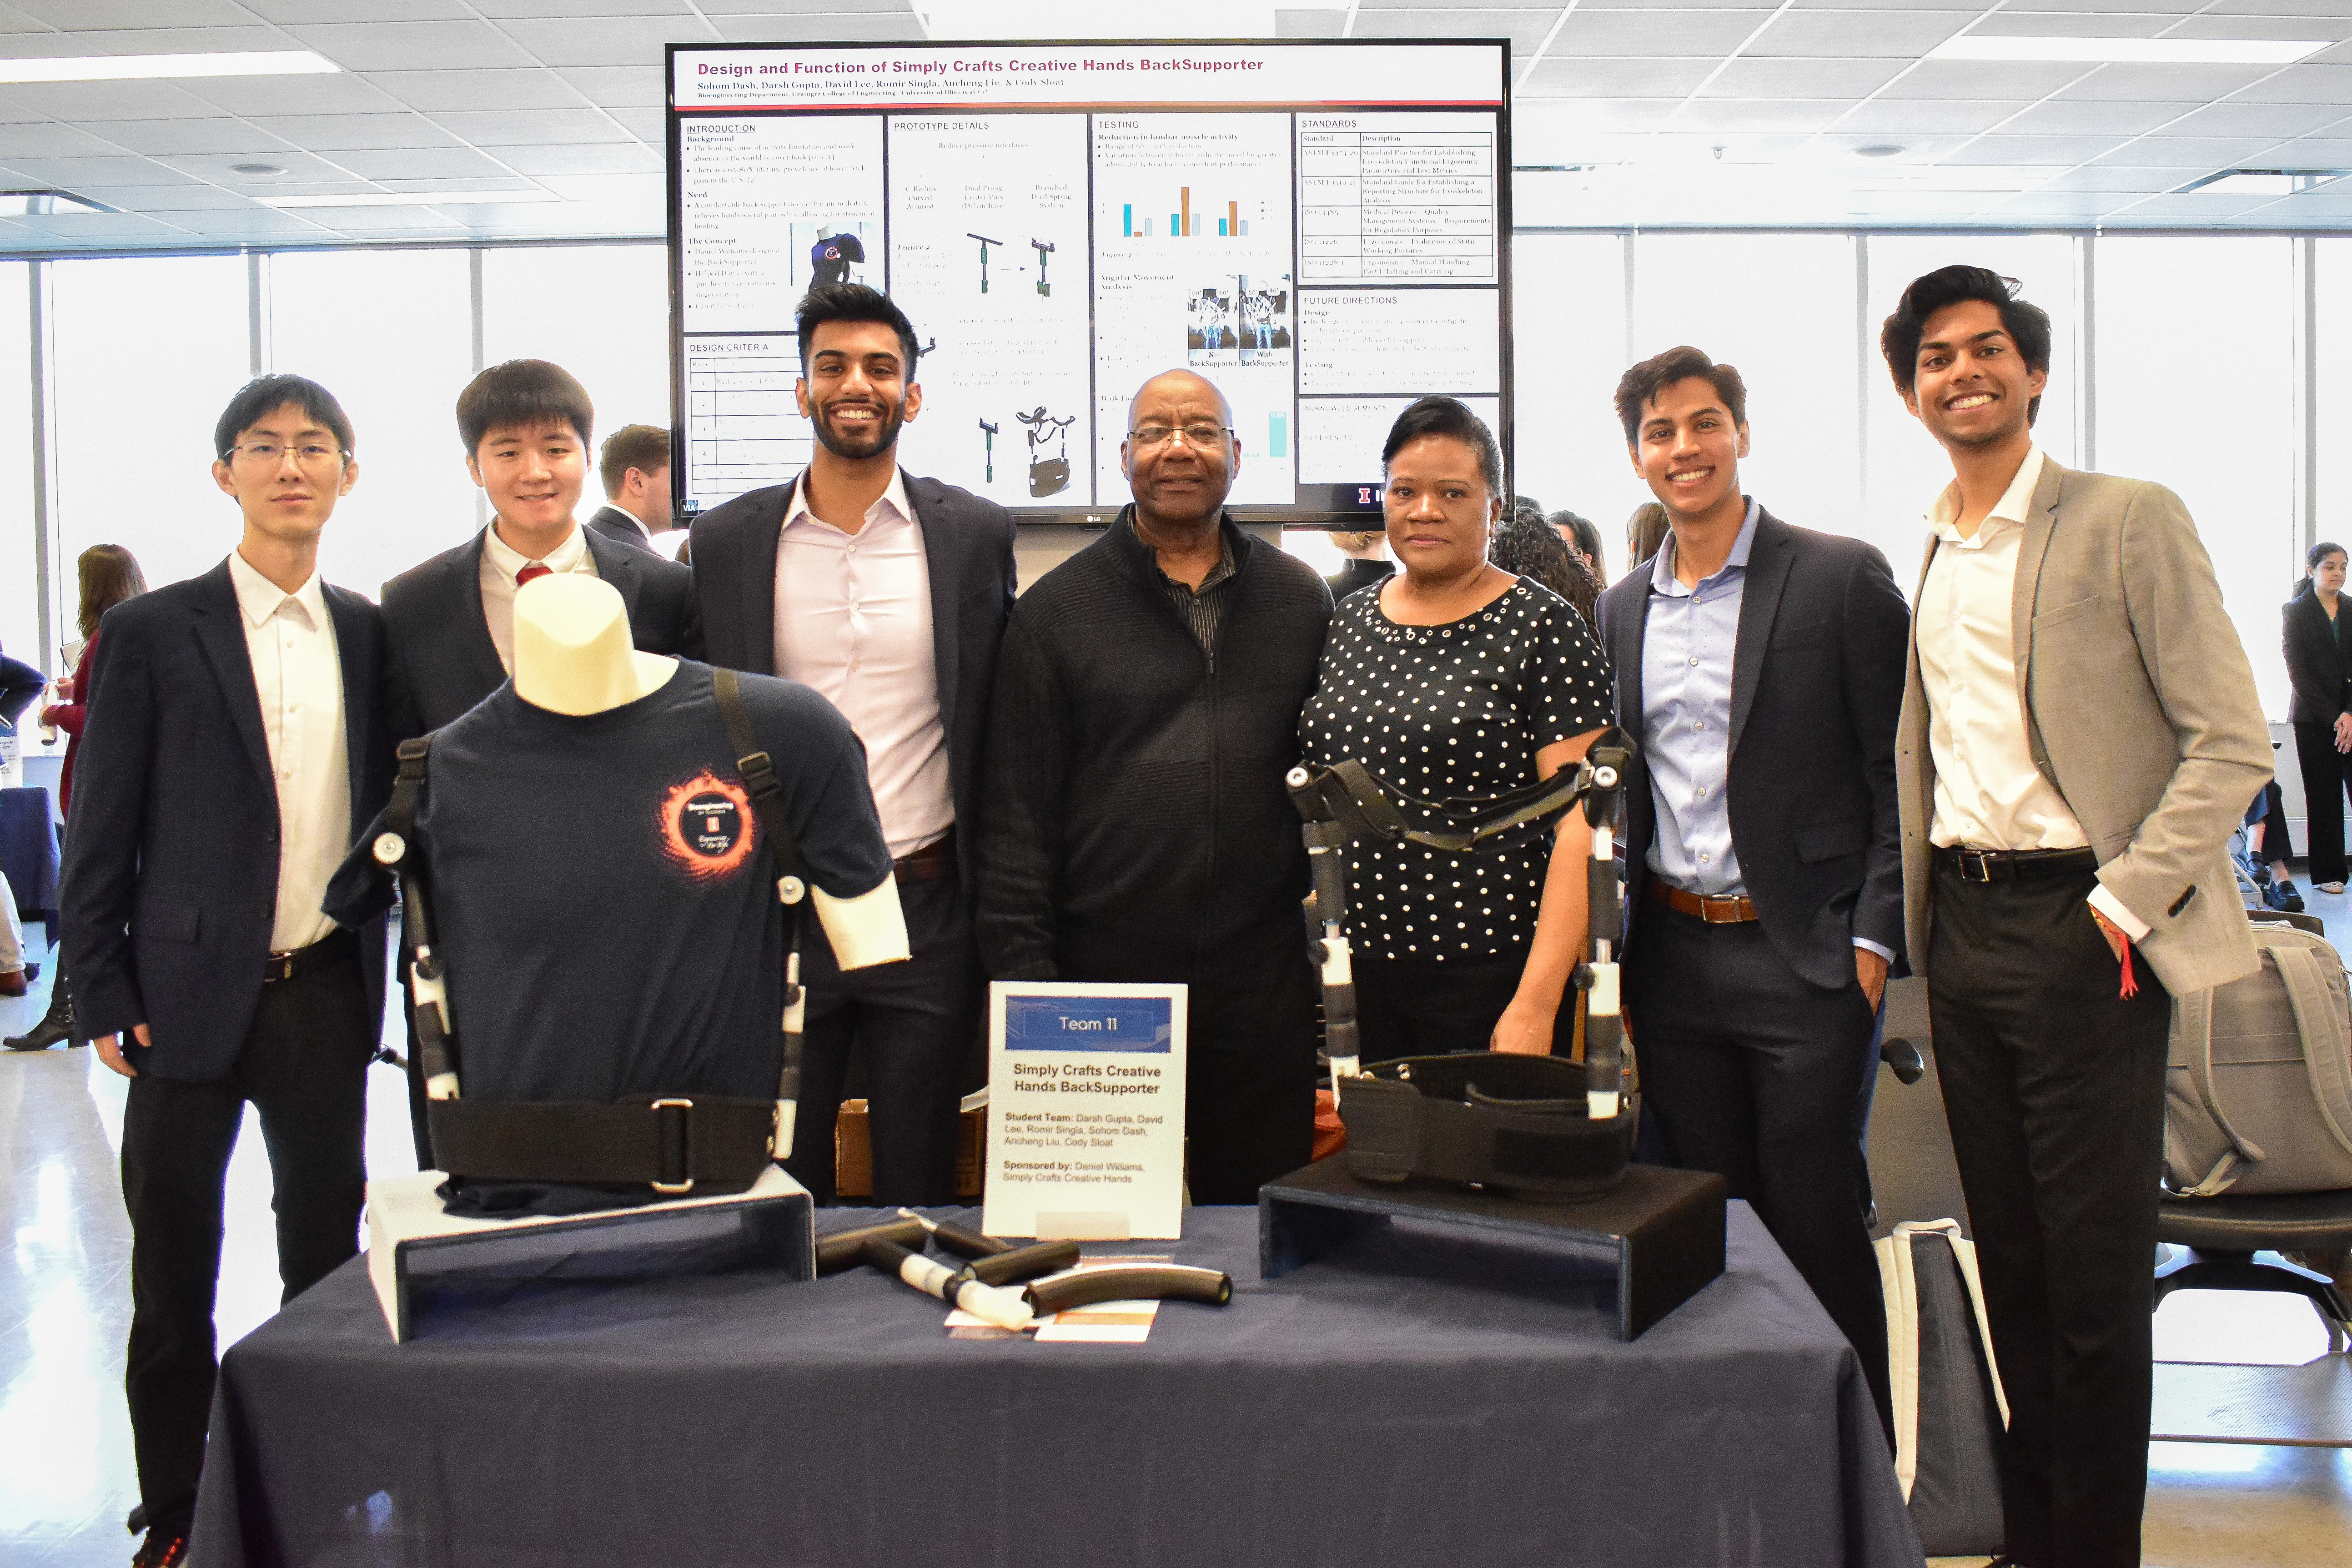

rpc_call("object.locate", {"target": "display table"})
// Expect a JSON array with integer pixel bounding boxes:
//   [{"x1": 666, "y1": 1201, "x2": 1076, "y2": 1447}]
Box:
[
  {"x1": 191, "y1": 1201, "x2": 1919, "y2": 1568},
  {"x1": 0, "y1": 784, "x2": 58, "y2": 932}
]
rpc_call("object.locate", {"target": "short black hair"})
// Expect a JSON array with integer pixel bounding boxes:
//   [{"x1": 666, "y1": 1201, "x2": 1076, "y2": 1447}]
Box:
[
  {"x1": 1614, "y1": 347, "x2": 1747, "y2": 446},
  {"x1": 1880, "y1": 265, "x2": 2052, "y2": 425},
  {"x1": 599, "y1": 424, "x2": 670, "y2": 498},
  {"x1": 1381, "y1": 395, "x2": 1503, "y2": 496},
  {"x1": 214, "y1": 374, "x2": 353, "y2": 462},
  {"x1": 457, "y1": 359, "x2": 593, "y2": 455},
  {"x1": 796, "y1": 283, "x2": 921, "y2": 375}
]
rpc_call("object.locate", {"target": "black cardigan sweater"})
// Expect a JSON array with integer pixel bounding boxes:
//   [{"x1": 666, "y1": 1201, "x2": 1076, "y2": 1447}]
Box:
[
  {"x1": 2284, "y1": 588, "x2": 2352, "y2": 725},
  {"x1": 975, "y1": 512, "x2": 1332, "y2": 984}
]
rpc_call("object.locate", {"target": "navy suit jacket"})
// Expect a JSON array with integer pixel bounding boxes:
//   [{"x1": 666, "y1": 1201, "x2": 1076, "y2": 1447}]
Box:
[
  {"x1": 380, "y1": 524, "x2": 694, "y2": 735},
  {"x1": 1593, "y1": 508, "x2": 1911, "y2": 988},
  {"x1": 60, "y1": 561, "x2": 396, "y2": 1081},
  {"x1": 585, "y1": 504, "x2": 659, "y2": 556},
  {"x1": 688, "y1": 469, "x2": 1018, "y2": 885}
]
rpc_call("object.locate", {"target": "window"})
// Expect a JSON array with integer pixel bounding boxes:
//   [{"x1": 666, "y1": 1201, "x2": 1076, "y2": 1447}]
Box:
[
  {"x1": 482, "y1": 244, "x2": 673, "y2": 501},
  {"x1": 1511, "y1": 232, "x2": 1637, "y2": 579},
  {"x1": 0, "y1": 264, "x2": 35, "y2": 663},
  {"x1": 2318, "y1": 240, "x2": 2352, "y2": 572}
]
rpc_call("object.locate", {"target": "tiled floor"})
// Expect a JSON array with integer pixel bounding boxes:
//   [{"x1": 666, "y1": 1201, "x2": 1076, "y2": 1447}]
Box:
[{"x1": 7, "y1": 889, "x2": 2352, "y2": 1567}]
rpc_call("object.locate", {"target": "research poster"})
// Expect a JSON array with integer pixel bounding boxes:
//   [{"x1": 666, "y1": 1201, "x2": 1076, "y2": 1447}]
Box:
[{"x1": 668, "y1": 40, "x2": 1509, "y2": 521}]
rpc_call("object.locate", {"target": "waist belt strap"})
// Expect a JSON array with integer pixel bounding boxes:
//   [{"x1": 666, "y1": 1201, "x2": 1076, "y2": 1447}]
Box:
[{"x1": 427, "y1": 1095, "x2": 776, "y2": 1193}]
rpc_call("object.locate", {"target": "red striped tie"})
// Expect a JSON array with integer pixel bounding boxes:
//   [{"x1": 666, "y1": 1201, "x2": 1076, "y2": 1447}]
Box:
[{"x1": 516, "y1": 563, "x2": 552, "y2": 586}]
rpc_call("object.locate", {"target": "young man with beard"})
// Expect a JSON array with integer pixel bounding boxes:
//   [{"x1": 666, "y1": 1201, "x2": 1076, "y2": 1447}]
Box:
[
  {"x1": 976, "y1": 369, "x2": 1332, "y2": 1203},
  {"x1": 688, "y1": 284, "x2": 1017, "y2": 1206},
  {"x1": 1884, "y1": 266, "x2": 2269, "y2": 1568},
  {"x1": 1591, "y1": 347, "x2": 1910, "y2": 1438}
]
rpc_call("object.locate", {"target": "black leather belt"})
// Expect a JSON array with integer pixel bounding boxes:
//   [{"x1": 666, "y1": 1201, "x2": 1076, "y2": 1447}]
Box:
[
  {"x1": 893, "y1": 828, "x2": 954, "y2": 885},
  {"x1": 263, "y1": 926, "x2": 357, "y2": 984},
  {"x1": 427, "y1": 1094, "x2": 775, "y2": 1195},
  {"x1": 1935, "y1": 846, "x2": 2099, "y2": 884}
]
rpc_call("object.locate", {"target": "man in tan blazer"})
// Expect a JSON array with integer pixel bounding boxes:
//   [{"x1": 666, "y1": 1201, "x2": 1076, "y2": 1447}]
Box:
[{"x1": 1883, "y1": 265, "x2": 2269, "y2": 1568}]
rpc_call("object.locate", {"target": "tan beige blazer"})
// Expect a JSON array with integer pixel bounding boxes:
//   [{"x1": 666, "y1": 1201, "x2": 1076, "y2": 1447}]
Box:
[{"x1": 1896, "y1": 459, "x2": 2272, "y2": 995}]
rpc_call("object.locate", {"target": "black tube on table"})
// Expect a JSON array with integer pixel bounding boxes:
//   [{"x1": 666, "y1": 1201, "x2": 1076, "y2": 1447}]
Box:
[
  {"x1": 896, "y1": 1208, "x2": 1010, "y2": 1259},
  {"x1": 815, "y1": 1216, "x2": 930, "y2": 1275},
  {"x1": 965, "y1": 1239, "x2": 1081, "y2": 1287},
  {"x1": 1022, "y1": 1265, "x2": 1233, "y2": 1316}
]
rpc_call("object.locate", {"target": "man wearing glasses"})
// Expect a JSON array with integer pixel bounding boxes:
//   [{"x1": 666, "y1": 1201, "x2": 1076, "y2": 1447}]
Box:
[
  {"x1": 62, "y1": 376, "x2": 399, "y2": 1568},
  {"x1": 977, "y1": 370, "x2": 1332, "y2": 1202}
]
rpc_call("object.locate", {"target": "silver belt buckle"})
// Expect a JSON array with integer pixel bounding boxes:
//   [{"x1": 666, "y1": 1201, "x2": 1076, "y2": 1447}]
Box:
[
  {"x1": 650, "y1": 1097, "x2": 696, "y2": 1194},
  {"x1": 264, "y1": 949, "x2": 297, "y2": 982},
  {"x1": 1958, "y1": 849, "x2": 1995, "y2": 883}
]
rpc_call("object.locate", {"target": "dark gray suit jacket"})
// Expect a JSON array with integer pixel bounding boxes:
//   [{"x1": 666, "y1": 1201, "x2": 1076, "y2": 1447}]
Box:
[
  {"x1": 61, "y1": 561, "x2": 395, "y2": 1080},
  {"x1": 381, "y1": 525, "x2": 694, "y2": 735},
  {"x1": 1593, "y1": 507, "x2": 1911, "y2": 989},
  {"x1": 688, "y1": 469, "x2": 1018, "y2": 885},
  {"x1": 585, "y1": 504, "x2": 659, "y2": 555}
]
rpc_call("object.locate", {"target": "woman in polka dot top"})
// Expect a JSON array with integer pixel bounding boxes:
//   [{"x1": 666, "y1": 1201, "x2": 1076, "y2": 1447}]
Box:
[{"x1": 1300, "y1": 396, "x2": 1614, "y2": 1062}]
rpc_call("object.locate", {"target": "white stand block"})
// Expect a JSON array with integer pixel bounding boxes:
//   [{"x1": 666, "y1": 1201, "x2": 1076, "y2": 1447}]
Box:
[{"x1": 364, "y1": 1164, "x2": 814, "y2": 1342}]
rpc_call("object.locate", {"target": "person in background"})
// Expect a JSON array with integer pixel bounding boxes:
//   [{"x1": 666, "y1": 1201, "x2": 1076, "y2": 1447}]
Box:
[
  {"x1": 62, "y1": 375, "x2": 397, "y2": 1568},
  {"x1": 2246, "y1": 779, "x2": 2301, "y2": 913},
  {"x1": 0, "y1": 638, "x2": 40, "y2": 733},
  {"x1": 1300, "y1": 396, "x2": 1610, "y2": 1062},
  {"x1": 2284, "y1": 541, "x2": 2351, "y2": 896},
  {"x1": 1885, "y1": 264, "x2": 2269, "y2": 1568},
  {"x1": 5, "y1": 544, "x2": 146, "y2": 1048},
  {"x1": 1491, "y1": 503, "x2": 1602, "y2": 628},
  {"x1": 0, "y1": 870, "x2": 22, "y2": 998},
  {"x1": 1551, "y1": 508, "x2": 1607, "y2": 579},
  {"x1": 1323, "y1": 526, "x2": 1393, "y2": 605},
  {"x1": 978, "y1": 368, "x2": 1331, "y2": 1202},
  {"x1": 1623, "y1": 500, "x2": 1669, "y2": 578},
  {"x1": 690, "y1": 283, "x2": 1015, "y2": 1207},
  {"x1": 587, "y1": 424, "x2": 674, "y2": 556}
]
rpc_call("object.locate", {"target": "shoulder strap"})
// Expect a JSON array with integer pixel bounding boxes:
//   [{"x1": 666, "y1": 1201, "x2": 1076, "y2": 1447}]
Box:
[
  {"x1": 2175, "y1": 978, "x2": 2264, "y2": 1196},
  {"x1": 382, "y1": 732, "x2": 435, "y2": 845},
  {"x1": 2273, "y1": 941, "x2": 2352, "y2": 1160},
  {"x1": 371, "y1": 732, "x2": 460, "y2": 1098},
  {"x1": 713, "y1": 667, "x2": 809, "y2": 893}
]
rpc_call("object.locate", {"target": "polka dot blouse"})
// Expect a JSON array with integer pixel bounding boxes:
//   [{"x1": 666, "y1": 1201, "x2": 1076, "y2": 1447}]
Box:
[{"x1": 1300, "y1": 578, "x2": 1612, "y2": 962}]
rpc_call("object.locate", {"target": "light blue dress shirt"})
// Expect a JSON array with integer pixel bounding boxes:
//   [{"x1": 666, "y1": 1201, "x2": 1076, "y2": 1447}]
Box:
[{"x1": 1640, "y1": 502, "x2": 1758, "y2": 897}]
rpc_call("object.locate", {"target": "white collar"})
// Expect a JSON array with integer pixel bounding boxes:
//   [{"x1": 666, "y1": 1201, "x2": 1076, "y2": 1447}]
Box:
[
  {"x1": 482, "y1": 518, "x2": 590, "y2": 580},
  {"x1": 226, "y1": 548, "x2": 328, "y2": 631},
  {"x1": 784, "y1": 467, "x2": 913, "y2": 535},
  {"x1": 1927, "y1": 446, "x2": 2045, "y2": 543}
]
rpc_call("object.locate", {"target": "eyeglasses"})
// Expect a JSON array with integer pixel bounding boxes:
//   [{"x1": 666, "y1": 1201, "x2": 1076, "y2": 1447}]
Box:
[
  {"x1": 1128, "y1": 423, "x2": 1231, "y2": 449},
  {"x1": 225, "y1": 441, "x2": 345, "y2": 468}
]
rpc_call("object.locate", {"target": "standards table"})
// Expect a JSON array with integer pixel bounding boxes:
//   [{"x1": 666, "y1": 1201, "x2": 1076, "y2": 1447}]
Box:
[{"x1": 192, "y1": 1201, "x2": 1920, "y2": 1568}]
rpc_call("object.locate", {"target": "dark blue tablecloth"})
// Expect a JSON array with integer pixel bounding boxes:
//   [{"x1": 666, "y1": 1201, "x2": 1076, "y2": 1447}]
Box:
[
  {"x1": 0, "y1": 786, "x2": 57, "y2": 937},
  {"x1": 193, "y1": 1201, "x2": 1920, "y2": 1568}
]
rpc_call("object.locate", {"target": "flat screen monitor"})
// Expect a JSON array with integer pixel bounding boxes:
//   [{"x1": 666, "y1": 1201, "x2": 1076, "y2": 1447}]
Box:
[{"x1": 666, "y1": 38, "x2": 1511, "y2": 526}]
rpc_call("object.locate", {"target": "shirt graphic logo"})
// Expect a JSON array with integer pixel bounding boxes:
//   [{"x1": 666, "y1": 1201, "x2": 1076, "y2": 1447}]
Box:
[{"x1": 658, "y1": 771, "x2": 756, "y2": 881}]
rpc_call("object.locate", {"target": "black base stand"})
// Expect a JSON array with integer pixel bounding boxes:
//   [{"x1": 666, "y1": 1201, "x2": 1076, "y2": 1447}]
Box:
[{"x1": 1259, "y1": 1156, "x2": 1727, "y2": 1340}]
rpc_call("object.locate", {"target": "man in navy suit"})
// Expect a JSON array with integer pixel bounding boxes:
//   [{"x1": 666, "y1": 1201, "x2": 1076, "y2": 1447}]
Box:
[
  {"x1": 690, "y1": 284, "x2": 1016, "y2": 1205},
  {"x1": 1593, "y1": 347, "x2": 1910, "y2": 1437},
  {"x1": 63, "y1": 375, "x2": 397, "y2": 1568},
  {"x1": 585, "y1": 423, "x2": 673, "y2": 557},
  {"x1": 381, "y1": 360, "x2": 692, "y2": 734}
]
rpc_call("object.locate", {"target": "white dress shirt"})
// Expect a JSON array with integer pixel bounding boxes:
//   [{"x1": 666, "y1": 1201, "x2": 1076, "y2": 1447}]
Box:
[
  {"x1": 1916, "y1": 447, "x2": 2147, "y2": 939},
  {"x1": 479, "y1": 520, "x2": 599, "y2": 674},
  {"x1": 774, "y1": 469, "x2": 951, "y2": 859},
  {"x1": 226, "y1": 550, "x2": 350, "y2": 953}
]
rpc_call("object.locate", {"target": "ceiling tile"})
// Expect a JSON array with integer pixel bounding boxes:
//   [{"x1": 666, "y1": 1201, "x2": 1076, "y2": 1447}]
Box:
[
  {"x1": 1961, "y1": 134, "x2": 2134, "y2": 167},
  {"x1": 248, "y1": 113, "x2": 463, "y2": 152},
  {"x1": 473, "y1": 0, "x2": 701, "y2": 15},
  {"x1": 424, "y1": 108, "x2": 630, "y2": 147},
  {"x1": 2000, "y1": 101, "x2": 2203, "y2": 138},
  {"x1": 185, "y1": 74, "x2": 411, "y2": 117},
  {"x1": 0, "y1": 123, "x2": 141, "y2": 161},
  {"x1": 2169, "y1": 15, "x2": 2352, "y2": 45},
  {"x1": 1549, "y1": 9, "x2": 1770, "y2": 57},
  {"x1": 709, "y1": 15, "x2": 930, "y2": 43},
  {"x1": 1746, "y1": 10, "x2": 1972, "y2": 60},
  {"x1": 2203, "y1": 0, "x2": 2352, "y2": 14},
  {"x1": 1519, "y1": 57, "x2": 1716, "y2": 96},
  {"x1": 1696, "y1": 58, "x2": 1907, "y2": 99},
  {"x1": 6, "y1": 0, "x2": 252, "y2": 25},
  {"x1": 240, "y1": 2, "x2": 473, "y2": 19},
  {"x1": 367, "y1": 68, "x2": 593, "y2": 113},
  {"x1": 73, "y1": 119, "x2": 303, "y2": 158},
  {"x1": 1830, "y1": 99, "x2": 2039, "y2": 136},
  {"x1": 2086, "y1": 135, "x2": 2282, "y2": 168},
  {"x1": 2153, "y1": 101, "x2": 2349, "y2": 140},
  {"x1": 553, "y1": 65, "x2": 667, "y2": 108},
  {"x1": 153, "y1": 151, "x2": 370, "y2": 186},
  {"x1": 2050, "y1": 63, "x2": 2270, "y2": 102},
  {"x1": 494, "y1": 16, "x2": 720, "y2": 70},
  {"x1": 71, "y1": 27, "x2": 296, "y2": 54},
  {"x1": 1672, "y1": 99, "x2": 1849, "y2": 132},
  {"x1": 161, "y1": 210, "x2": 338, "y2": 241},
  {"x1": 332, "y1": 146, "x2": 520, "y2": 181},
  {"x1": 604, "y1": 106, "x2": 664, "y2": 141},
  {"x1": 1973, "y1": 14, "x2": 2176, "y2": 41},
  {"x1": 2036, "y1": 166, "x2": 2199, "y2": 194},
  {"x1": 533, "y1": 172, "x2": 663, "y2": 204},
  {"x1": 2232, "y1": 64, "x2": 2352, "y2": 104},
  {"x1": 1875, "y1": 60, "x2": 2098, "y2": 101},
  {"x1": 490, "y1": 142, "x2": 662, "y2": 177},
  {"x1": 279, "y1": 20, "x2": 541, "y2": 72},
  {"x1": 0, "y1": 81, "x2": 231, "y2": 122},
  {"x1": 695, "y1": 0, "x2": 920, "y2": 12},
  {"x1": 3, "y1": 211, "x2": 207, "y2": 242},
  {"x1": 1515, "y1": 96, "x2": 1682, "y2": 131},
  {"x1": 1352, "y1": 12, "x2": 1563, "y2": 54},
  {"x1": 75, "y1": 184, "x2": 259, "y2": 211},
  {"x1": 0, "y1": 155, "x2": 184, "y2": 187},
  {"x1": 1276, "y1": 8, "x2": 1351, "y2": 38}
]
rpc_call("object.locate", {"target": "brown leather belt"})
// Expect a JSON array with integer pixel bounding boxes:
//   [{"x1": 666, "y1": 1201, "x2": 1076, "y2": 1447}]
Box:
[
  {"x1": 1647, "y1": 880, "x2": 1759, "y2": 924},
  {"x1": 893, "y1": 829, "x2": 955, "y2": 885}
]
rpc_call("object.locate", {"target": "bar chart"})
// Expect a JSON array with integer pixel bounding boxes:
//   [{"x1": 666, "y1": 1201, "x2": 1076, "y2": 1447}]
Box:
[{"x1": 1120, "y1": 191, "x2": 1257, "y2": 238}]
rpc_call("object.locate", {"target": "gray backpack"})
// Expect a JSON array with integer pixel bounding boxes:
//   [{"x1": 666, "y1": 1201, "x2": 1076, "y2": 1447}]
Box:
[{"x1": 2165, "y1": 922, "x2": 2352, "y2": 1197}]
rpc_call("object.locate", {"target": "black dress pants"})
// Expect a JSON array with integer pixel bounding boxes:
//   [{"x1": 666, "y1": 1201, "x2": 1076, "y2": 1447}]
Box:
[
  {"x1": 120, "y1": 933, "x2": 373, "y2": 1537},
  {"x1": 786, "y1": 870, "x2": 981, "y2": 1206},
  {"x1": 1624, "y1": 901, "x2": 1894, "y2": 1437},
  {"x1": 2293, "y1": 721, "x2": 2352, "y2": 882},
  {"x1": 1181, "y1": 937, "x2": 1319, "y2": 1204},
  {"x1": 1926, "y1": 862, "x2": 2172, "y2": 1568},
  {"x1": 1353, "y1": 947, "x2": 1574, "y2": 1062}
]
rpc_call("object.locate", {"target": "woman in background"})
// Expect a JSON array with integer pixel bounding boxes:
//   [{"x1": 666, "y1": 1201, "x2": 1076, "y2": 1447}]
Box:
[
  {"x1": 1493, "y1": 503, "x2": 1602, "y2": 628},
  {"x1": 1624, "y1": 500, "x2": 1669, "y2": 579},
  {"x1": 6, "y1": 543, "x2": 146, "y2": 1050},
  {"x1": 2285, "y1": 541, "x2": 2352, "y2": 897}
]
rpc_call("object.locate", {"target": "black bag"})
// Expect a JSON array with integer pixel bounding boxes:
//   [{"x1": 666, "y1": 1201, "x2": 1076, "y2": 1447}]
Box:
[{"x1": 1876, "y1": 1219, "x2": 2008, "y2": 1557}]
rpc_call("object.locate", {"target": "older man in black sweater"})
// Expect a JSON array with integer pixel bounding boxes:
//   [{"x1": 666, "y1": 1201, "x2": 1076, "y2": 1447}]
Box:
[{"x1": 978, "y1": 370, "x2": 1332, "y2": 1202}]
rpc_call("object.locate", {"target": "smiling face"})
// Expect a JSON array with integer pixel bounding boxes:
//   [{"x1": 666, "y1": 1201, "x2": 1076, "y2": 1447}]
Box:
[
  {"x1": 469, "y1": 419, "x2": 587, "y2": 553},
  {"x1": 1904, "y1": 297, "x2": 2046, "y2": 453},
  {"x1": 1384, "y1": 433, "x2": 1500, "y2": 583},
  {"x1": 1631, "y1": 375, "x2": 1747, "y2": 526},
  {"x1": 798, "y1": 318, "x2": 919, "y2": 461},
  {"x1": 1121, "y1": 371, "x2": 1239, "y2": 532},
  {"x1": 211, "y1": 400, "x2": 356, "y2": 546}
]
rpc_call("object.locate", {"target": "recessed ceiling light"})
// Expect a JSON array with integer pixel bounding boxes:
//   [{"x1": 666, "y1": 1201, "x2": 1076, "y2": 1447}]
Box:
[
  {"x1": 0, "y1": 51, "x2": 340, "y2": 84},
  {"x1": 231, "y1": 163, "x2": 287, "y2": 177},
  {"x1": 2176, "y1": 168, "x2": 2350, "y2": 196},
  {"x1": 1929, "y1": 36, "x2": 2324, "y2": 67},
  {"x1": 257, "y1": 189, "x2": 559, "y2": 209},
  {"x1": 1855, "y1": 145, "x2": 1904, "y2": 159},
  {"x1": 0, "y1": 190, "x2": 112, "y2": 216}
]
